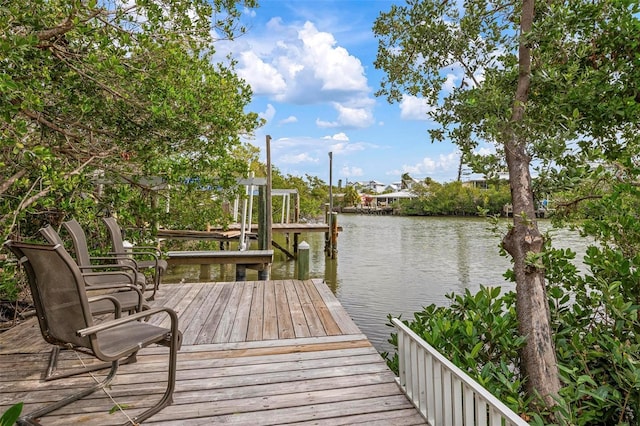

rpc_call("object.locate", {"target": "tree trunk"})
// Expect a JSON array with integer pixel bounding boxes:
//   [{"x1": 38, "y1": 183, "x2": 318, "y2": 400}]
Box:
[{"x1": 502, "y1": 0, "x2": 561, "y2": 408}]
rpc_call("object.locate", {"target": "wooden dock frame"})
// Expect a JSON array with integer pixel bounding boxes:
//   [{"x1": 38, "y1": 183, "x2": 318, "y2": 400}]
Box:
[
  {"x1": 166, "y1": 249, "x2": 274, "y2": 281},
  {"x1": 0, "y1": 279, "x2": 427, "y2": 425}
]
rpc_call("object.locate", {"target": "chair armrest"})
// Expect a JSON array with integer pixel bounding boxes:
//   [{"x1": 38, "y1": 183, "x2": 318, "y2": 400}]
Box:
[
  {"x1": 108, "y1": 250, "x2": 159, "y2": 262},
  {"x1": 84, "y1": 283, "x2": 138, "y2": 292},
  {"x1": 79, "y1": 263, "x2": 137, "y2": 274},
  {"x1": 87, "y1": 294, "x2": 122, "y2": 318},
  {"x1": 133, "y1": 246, "x2": 164, "y2": 257},
  {"x1": 81, "y1": 270, "x2": 146, "y2": 292},
  {"x1": 77, "y1": 307, "x2": 178, "y2": 337},
  {"x1": 81, "y1": 271, "x2": 134, "y2": 283},
  {"x1": 89, "y1": 255, "x2": 139, "y2": 268},
  {"x1": 86, "y1": 283, "x2": 143, "y2": 298},
  {"x1": 88, "y1": 284, "x2": 144, "y2": 313}
]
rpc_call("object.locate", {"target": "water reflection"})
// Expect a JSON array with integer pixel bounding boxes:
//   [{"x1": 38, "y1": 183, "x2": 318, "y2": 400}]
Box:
[
  {"x1": 455, "y1": 222, "x2": 470, "y2": 289},
  {"x1": 324, "y1": 257, "x2": 338, "y2": 294}
]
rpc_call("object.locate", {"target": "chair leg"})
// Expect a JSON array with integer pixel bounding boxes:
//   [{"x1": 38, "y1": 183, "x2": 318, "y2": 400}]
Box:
[
  {"x1": 148, "y1": 267, "x2": 162, "y2": 300},
  {"x1": 125, "y1": 331, "x2": 181, "y2": 425},
  {"x1": 18, "y1": 361, "x2": 120, "y2": 425},
  {"x1": 45, "y1": 346, "x2": 136, "y2": 381}
]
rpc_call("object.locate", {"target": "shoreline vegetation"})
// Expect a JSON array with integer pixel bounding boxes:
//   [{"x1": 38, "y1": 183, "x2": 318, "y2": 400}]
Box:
[{"x1": 334, "y1": 179, "x2": 512, "y2": 218}]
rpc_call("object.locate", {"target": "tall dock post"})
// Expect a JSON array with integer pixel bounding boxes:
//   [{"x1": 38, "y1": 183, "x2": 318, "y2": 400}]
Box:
[
  {"x1": 324, "y1": 203, "x2": 330, "y2": 257},
  {"x1": 330, "y1": 212, "x2": 338, "y2": 259},
  {"x1": 327, "y1": 152, "x2": 334, "y2": 258},
  {"x1": 263, "y1": 135, "x2": 273, "y2": 280},
  {"x1": 297, "y1": 241, "x2": 310, "y2": 279},
  {"x1": 265, "y1": 135, "x2": 273, "y2": 250}
]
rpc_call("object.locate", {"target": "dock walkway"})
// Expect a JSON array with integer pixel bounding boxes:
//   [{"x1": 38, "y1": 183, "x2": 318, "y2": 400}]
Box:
[
  {"x1": 0, "y1": 279, "x2": 426, "y2": 425},
  {"x1": 157, "y1": 223, "x2": 342, "y2": 241}
]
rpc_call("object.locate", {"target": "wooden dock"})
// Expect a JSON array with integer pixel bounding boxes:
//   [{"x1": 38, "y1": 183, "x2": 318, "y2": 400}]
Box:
[
  {"x1": 157, "y1": 223, "x2": 342, "y2": 241},
  {"x1": 0, "y1": 279, "x2": 426, "y2": 425}
]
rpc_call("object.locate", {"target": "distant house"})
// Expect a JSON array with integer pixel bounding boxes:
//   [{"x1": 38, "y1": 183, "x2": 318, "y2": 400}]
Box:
[
  {"x1": 463, "y1": 173, "x2": 509, "y2": 189},
  {"x1": 384, "y1": 183, "x2": 400, "y2": 192},
  {"x1": 463, "y1": 179, "x2": 491, "y2": 190},
  {"x1": 354, "y1": 180, "x2": 386, "y2": 194},
  {"x1": 371, "y1": 190, "x2": 417, "y2": 206},
  {"x1": 400, "y1": 177, "x2": 420, "y2": 190}
]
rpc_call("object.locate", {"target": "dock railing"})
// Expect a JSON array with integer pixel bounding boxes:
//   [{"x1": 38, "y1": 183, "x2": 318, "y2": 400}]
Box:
[{"x1": 392, "y1": 318, "x2": 529, "y2": 426}]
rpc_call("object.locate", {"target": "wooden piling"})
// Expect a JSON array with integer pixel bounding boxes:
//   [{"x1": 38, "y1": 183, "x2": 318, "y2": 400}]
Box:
[
  {"x1": 297, "y1": 241, "x2": 310, "y2": 280},
  {"x1": 324, "y1": 203, "x2": 330, "y2": 257},
  {"x1": 330, "y1": 212, "x2": 338, "y2": 259}
]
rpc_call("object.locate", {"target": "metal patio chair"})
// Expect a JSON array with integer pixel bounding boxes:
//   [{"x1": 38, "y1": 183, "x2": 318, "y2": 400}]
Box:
[
  {"x1": 103, "y1": 217, "x2": 167, "y2": 300},
  {"x1": 3, "y1": 240, "x2": 181, "y2": 426},
  {"x1": 40, "y1": 224, "x2": 146, "y2": 295},
  {"x1": 39, "y1": 225, "x2": 149, "y2": 379},
  {"x1": 60, "y1": 219, "x2": 148, "y2": 294}
]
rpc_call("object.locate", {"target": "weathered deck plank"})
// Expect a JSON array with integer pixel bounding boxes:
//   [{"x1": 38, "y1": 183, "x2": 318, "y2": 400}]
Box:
[
  {"x1": 274, "y1": 280, "x2": 295, "y2": 339},
  {"x1": 0, "y1": 279, "x2": 426, "y2": 425},
  {"x1": 247, "y1": 280, "x2": 265, "y2": 341},
  {"x1": 284, "y1": 279, "x2": 311, "y2": 338}
]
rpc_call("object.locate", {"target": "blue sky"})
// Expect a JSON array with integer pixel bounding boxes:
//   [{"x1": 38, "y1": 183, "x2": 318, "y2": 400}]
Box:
[{"x1": 218, "y1": 0, "x2": 471, "y2": 186}]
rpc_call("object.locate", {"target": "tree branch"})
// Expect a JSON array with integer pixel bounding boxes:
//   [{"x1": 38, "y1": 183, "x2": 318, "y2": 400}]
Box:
[
  {"x1": 555, "y1": 194, "x2": 603, "y2": 210},
  {"x1": 20, "y1": 108, "x2": 82, "y2": 140},
  {"x1": 50, "y1": 48, "x2": 134, "y2": 104},
  {"x1": 36, "y1": 8, "x2": 103, "y2": 44},
  {"x1": 0, "y1": 170, "x2": 27, "y2": 196},
  {"x1": 2, "y1": 155, "x2": 101, "y2": 239}
]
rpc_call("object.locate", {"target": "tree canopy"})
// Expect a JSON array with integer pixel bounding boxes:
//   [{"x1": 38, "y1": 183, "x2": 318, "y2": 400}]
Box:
[
  {"x1": 1, "y1": 0, "x2": 262, "y2": 242},
  {"x1": 374, "y1": 0, "x2": 640, "y2": 412}
]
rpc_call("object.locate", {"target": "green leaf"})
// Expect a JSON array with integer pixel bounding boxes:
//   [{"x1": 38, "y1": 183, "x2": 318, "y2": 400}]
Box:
[
  {"x1": 470, "y1": 341, "x2": 483, "y2": 358},
  {"x1": 1, "y1": 402, "x2": 23, "y2": 426}
]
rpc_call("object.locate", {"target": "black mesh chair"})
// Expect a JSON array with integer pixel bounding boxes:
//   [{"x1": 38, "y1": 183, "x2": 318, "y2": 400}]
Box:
[
  {"x1": 60, "y1": 219, "x2": 148, "y2": 293},
  {"x1": 103, "y1": 217, "x2": 167, "y2": 300},
  {"x1": 39, "y1": 225, "x2": 148, "y2": 379},
  {"x1": 4, "y1": 240, "x2": 181, "y2": 425}
]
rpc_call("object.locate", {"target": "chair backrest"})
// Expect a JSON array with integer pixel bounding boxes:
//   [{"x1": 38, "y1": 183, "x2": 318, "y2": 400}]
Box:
[
  {"x1": 62, "y1": 219, "x2": 93, "y2": 268},
  {"x1": 40, "y1": 225, "x2": 65, "y2": 246},
  {"x1": 103, "y1": 217, "x2": 127, "y2": 265},
  {"x1": 103, "y1": 217, "x2": 124, "y2": 250},
  {"x1": 4, "y1": 241, "x2": 94, "y2": 350}
]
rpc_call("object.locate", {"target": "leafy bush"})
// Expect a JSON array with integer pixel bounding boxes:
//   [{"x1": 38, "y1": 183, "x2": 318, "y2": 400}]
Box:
[{"x1": 385, "y1": 238, "x2": 640, "y2": 424}]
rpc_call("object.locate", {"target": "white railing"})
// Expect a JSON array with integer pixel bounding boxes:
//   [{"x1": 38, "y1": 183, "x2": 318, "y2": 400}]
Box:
[{"x1": 392, "y1": 318, "x2": 529, "y2": 426}]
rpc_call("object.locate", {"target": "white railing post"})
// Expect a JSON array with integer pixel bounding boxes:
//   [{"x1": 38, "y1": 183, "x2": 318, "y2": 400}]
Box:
[{"x1": 392, "y1": 318, "x2": 529, "y2": 426}]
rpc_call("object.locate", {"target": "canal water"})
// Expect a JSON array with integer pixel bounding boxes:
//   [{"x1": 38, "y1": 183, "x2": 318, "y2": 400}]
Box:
[{"x1": 165, "y1": 214, "x2": 591, "y2": 353}]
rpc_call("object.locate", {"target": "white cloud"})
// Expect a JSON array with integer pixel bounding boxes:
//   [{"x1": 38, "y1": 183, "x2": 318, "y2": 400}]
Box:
[
  {"x1": 330, "y1": 141, "x2": 366, "y2": 154},
  {"x1": 235, "y1": 21, "x2": 368, "y2": 104},
  {"x1": 323, "y1": 132, "x2": 349, "y2": 141},
  {"x1": 334, "y1": 103, "x2": 374, "y2": 128},
  {"x1": 399, "y1": 95, "x2": 436, "y2": 121},
  {"x1": 229, "y1": 19, "x2": 375, "y2": 129},
  {"x1": 442, "y1": 73, "x2": 458, "y2": 93},
  {"x1": 238, "y1": 51, "x2": 287, "y2": 96},
  {"x1": 316, "y1": 101, "x2": 374, "y2": 129},
  {"x1": 316, "y1": 118, "x2": 338, "y2": 128},
  {"x1": 279, "y1": 152, "x2": 319, "y2": 164},
  {"x1": 279, "y1": 115, "x2": 298, "y2": 125},
  {"x1": 474, "y1": 146, "x2": 494, "y2": 156},
  {"x1": 242, "y1": 7, "x2": 256, "y2": 18},
  {"x1": 298, "y1": 22, "x2": 367, "y2": 92},
  {"x1": 396, "y1": 151, "x2": 461, "y2": 179},
  {"x1": 259, "y1": 104, "x2": 276, "y2": 122},
  {"x1": 341, "y1": 166, "x2": 364, "y2": 178}
]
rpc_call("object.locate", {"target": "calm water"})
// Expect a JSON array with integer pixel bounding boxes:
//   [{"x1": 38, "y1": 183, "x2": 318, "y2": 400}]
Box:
[{"x1": 165, "y1": 214, "x2": 590, "y2": 353}]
